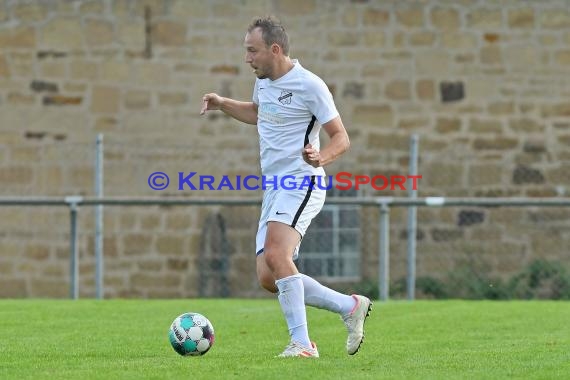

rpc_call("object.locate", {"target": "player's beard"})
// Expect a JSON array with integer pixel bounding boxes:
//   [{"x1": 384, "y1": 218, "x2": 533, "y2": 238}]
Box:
[{"x1": 254, "y1": 66, "x2": 270, "y2": 79}]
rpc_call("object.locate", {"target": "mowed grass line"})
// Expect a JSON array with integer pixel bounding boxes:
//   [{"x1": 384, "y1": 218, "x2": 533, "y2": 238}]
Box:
[{"x1": 0, "y1": 300, "x2": 568, "y2": 380}]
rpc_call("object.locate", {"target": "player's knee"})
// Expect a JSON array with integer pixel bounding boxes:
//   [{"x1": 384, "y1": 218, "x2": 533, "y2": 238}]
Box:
[{"x1": 263, "y1": 247, "x2": 281, "y2": 272}]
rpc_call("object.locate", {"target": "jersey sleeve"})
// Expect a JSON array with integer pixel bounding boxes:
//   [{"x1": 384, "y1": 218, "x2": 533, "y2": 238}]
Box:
[
  {"x1": 252, "y1": 78, "x2": 260, "y2": 105},
  {"x1": 304, "y1": 76, "x2": 339, "y2": 125}
]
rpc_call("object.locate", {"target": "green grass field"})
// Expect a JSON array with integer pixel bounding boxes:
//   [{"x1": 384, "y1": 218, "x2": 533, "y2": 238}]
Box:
[{"x1": 1, "y1": 299, "x2": 568, "y2": 379}]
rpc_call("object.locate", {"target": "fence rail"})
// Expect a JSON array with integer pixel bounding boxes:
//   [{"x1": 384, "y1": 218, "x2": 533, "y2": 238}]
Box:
[{"x1": 2, "y1": 196, "x2": 570, "y2": 301}]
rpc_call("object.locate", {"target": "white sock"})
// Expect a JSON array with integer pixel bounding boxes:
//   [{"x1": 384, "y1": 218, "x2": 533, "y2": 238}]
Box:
[
  {"x1": 300, "y1": 273, "x2": 356, "y2": 315},
  {"x1": 275, "y1": 274, "x2": 311, "y2": 348}
]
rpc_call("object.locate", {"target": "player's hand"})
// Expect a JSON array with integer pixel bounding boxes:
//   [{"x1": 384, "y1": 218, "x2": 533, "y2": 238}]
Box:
[
  {"x1": 200, "y1": 93, "x2": 224, "y2": 115},
  {"x1": 302, "y1": 143, "x2": 322, "y2": 168}
]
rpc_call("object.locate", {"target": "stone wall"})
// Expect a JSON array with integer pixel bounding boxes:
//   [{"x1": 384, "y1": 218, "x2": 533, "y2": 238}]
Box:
[{"x1": 0, "y1": 0, "x2": 569, "y2": 298}]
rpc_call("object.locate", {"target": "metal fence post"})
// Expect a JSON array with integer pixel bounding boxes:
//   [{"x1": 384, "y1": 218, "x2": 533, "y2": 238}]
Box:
[
  {"x1": 379, "y1": 202, "x2": 390, "y2": 301},
  {"x1": 407, "y1": 134, "x2": 419, "y2": 300},
  {"x1": 94, "y1": 134, "x2": 104, "y2": 299},
  {"x1": 65, "y1": 196, "x2": 83, "y2": 299}
]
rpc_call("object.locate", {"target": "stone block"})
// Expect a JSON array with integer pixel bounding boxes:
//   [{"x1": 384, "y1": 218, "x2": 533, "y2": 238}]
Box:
[
  {"x1": 410, "y1": 31, "x2": 435, "y2": 46},
  {"x1": 469, "y1": 118, "x2": 503, "y2": 133},
  {"x1": 93, "y1": 116, "x2": 117, "y2": 132},
  {"x1": 139, "y1": 214, "x2": 161, "y2": 230},
  {"x1": 13, "y1": 3, "x2": 48, "y2": 22},
  {"x1": 42, "y1": 95, "x2": 83, "y2": 106},
  {"x1": 457, "y1": 210, "x2": 485, "y2": 226},
  {"x1": 0, "y1": 279, "x2": 27, "y2": 297},
  {"x1": 442, "y1": 33, "x2": 478, "y2": 49},
  {"x1": 468, "y1": 164, "x2": 503, "y2": 186},
  {"x1": 508, "y1": 8, "x2": 535, "y2": 28},
  {"x1": 117, "y1": 20, "x2": 145, "y2": 47},
  {"x1": 9, "y1": 146, "x2": 40, "y2": 162},
  {"x1": 431, "y1": 8, "x2": 460, "y2": 29},
  {"x1": 70, "y1": 60, "x2": 98, "y2": 80},
  {"x1": 503, "y1": 46, "x2": 540, "y2": 70},
  {"x1": 274, "y1": 0, "x2": 315, "y2": 15},
  {"x1": 79, "y1": 0, "x2": 105, "y2": 14},
  {"x1": 130, "y1": 273, "x2": 181, "y2": 288},
  {"x1": 327, "y1": 32, "x2": 360, "y2": 46},
  {"x1": 367, "y1": 133, "x2": 409, "y2": 151},
  {"x1": 153, "y1": 21, "x2": 187, "y2": 46},
  {"x1": 473, "y1": 137, "x2": 518, "y2": 150},
  {"x1": 480, "y1": 46, "x2": 502, "y2": 64},
  {"x1": 363, "y1": 9, "x2": 389, "y2": 26},
  {"x1": 0, "y1": 166, "x2": 33, "y2": 185},
  {"x1": 468, "y1": 9, "x2": 502, "y2": 29},
  {"x1": 29, "y1": 278, "x2": 67, "y2": 297},
  {"x1": 24, "y1": 244, "x2": 50, "y2": 262},
  {"x1": 123, "y1": 233, "x2": 153, "y2": 256},
  {"x1": 0, "y1": 54, "x2": 9, "y2": 77},
  {"x1": 430, "y1": 228, "x2": 464, "y2": 242},
  {"x1": 41, "y1": 18, "x2": 83, "y2": 50},
  {"x1": 398, "y1": 118, "x2": 430, "y2": 130},
  {"x1": 484, "y1": 33, "x2": 500, "y2": 43},
  {"x1": 210, "y1": 65, "x2": 239, "y2": 75},
  {"x1": 158, "y1": 92, "x2": 188, "y2": 106},
  {"x1": 91, "y1": 85, "x2": 120, "y2": 113},
  {"x1": 135, "y1": 63, "x2": 170, "y2": 86},
  {"x1": 436, "y1": 117, "x2": 462, "y2": 133},
  {"x1": 385, "y1": 80, "x2": 411, "y2": 100},
  {"x1": 554, "y1": 50, "x2": 570, "y2": 66},
  {"x1": 124, "y1": 90, "x2": 151, "y2": 110},
  {"x1": 422, "y1": 163, "x2": 464, "y2": 187},
  {"x1": 155, "y1": 235, "x2": 185, "y2": 255},
  {"x1": 440, "y1": 81, "x2": 464, "y2": 103},
  {"x1": 541, "y1": 104, "x2": 570, "y2": 118},
  {"x1": 540, "y1": 10, "x2": 570, "y2": 29},
  {"x1": 396, "y1": 8, "x2": 424, "y2": 28},
  {"x1": 166, "y1": 214, "x2": 192, "y2": 230},
  {"x1": 0, "y1": 27, "x2": 36, "y2": 48},
  {"x1": 100, "y1": 61, "x2": 131, "y2": 82},
  {"x1": 353, "y1": 104, "x2": 393, "y2": 127},
  {"x1": 7, "y1": 92, "x2": 35, "y2": 105},
  {"x1": 488, "y1": 101, "x2": 514, "y2": 115},
  {"x1": 508, "y1": 118, "x2": 544, "y2": 133},
  {"x1": 39, "y1": 61, "x2": 67, "y2": 78},
  {"x1": 416, "y1": 79, "x2": 435, "y2": 100},
  {"x1": 342, "y1": 82, "x2": 365, "y2": 99},
  {"x1": 415, "y1": 50, "x2": 450, "y2": 75},
  {"x1": 138, "y1": 259, "x2": 163, "y2": 271},
  {"x1": 84, "y1": 19, "x2": 114, "y2": 46}
]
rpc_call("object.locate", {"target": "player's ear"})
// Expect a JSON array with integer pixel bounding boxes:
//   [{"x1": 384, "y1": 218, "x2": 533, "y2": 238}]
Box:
[{"x1": 271, "y1": 43, "x2": 280, "y2": 55}]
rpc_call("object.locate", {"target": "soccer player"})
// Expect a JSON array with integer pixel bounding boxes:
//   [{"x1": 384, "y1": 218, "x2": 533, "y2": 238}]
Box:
[{"x1": 200, "y1": 16, "x2": 372, "y2": 358}]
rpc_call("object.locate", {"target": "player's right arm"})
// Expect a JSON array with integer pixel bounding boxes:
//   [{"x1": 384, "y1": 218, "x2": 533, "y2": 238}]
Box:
[{"x1": 200, "y1": 93, "x2": 258, "y2": 125}]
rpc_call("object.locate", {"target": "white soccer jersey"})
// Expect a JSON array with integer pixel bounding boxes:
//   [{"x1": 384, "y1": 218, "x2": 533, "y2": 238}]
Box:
[{"x1": 252, "y1": 60, "x2": 339, "y2": 178}]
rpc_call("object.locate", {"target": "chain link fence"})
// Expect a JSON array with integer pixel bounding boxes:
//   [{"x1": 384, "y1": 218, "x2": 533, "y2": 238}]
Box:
[{"x1": 1, "y1": 136, "x2": 570, "y2": 299}]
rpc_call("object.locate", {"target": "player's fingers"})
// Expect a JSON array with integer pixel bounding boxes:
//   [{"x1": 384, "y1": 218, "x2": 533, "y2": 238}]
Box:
[{"x1": 200, "y1": 99, "x2": 208, "y2": 115}]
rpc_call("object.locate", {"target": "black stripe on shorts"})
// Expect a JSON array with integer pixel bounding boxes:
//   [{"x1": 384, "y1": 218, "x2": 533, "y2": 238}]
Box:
[{"x1": 291, "y1": 175, "x2": 316, "y2": 228}]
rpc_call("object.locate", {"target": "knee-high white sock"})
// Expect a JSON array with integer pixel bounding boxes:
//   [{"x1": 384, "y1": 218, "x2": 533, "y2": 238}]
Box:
[
  {"x1": 275, "y1": 274, "x2": 311, "y2": 347},
  {"x1": 300, "y1": 273, "x2": 356, "y2": 315}
]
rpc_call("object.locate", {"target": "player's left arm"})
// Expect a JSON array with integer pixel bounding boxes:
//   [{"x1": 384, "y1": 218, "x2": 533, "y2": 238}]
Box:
[{"x1": 303, "y1": 116, "x2": 350, "y2": 168}]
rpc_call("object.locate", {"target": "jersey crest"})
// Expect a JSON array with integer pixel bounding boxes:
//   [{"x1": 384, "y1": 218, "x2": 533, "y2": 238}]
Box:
[{"x1": 278, "y1": 90, "x2": 293, "y2": 105}]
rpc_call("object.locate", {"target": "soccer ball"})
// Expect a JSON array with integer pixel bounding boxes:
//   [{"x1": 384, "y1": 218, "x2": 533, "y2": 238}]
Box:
[{"x1": 168, "y1": 312, "x2": 215, "y2": 356}]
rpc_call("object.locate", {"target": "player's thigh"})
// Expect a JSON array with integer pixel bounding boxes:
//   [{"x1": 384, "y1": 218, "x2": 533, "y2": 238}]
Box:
[{"x1": 264, "y1": 221, "x2": 301, "y2": 259}]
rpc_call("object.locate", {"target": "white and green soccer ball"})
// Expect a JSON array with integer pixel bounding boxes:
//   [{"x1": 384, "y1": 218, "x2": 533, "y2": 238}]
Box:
[{"x1": 168, "y1": 312, "x2": 215, "y2": 356}]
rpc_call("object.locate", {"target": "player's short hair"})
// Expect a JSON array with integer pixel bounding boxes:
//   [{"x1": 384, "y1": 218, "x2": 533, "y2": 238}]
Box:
[{"x1": 248, "y1": 16, "x2": 290, "y2": 55}]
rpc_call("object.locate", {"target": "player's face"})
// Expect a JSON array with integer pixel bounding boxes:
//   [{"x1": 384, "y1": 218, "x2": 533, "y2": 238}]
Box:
[{"x1": 244, "y1": 28, "x2": 274, "y2": 79}]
